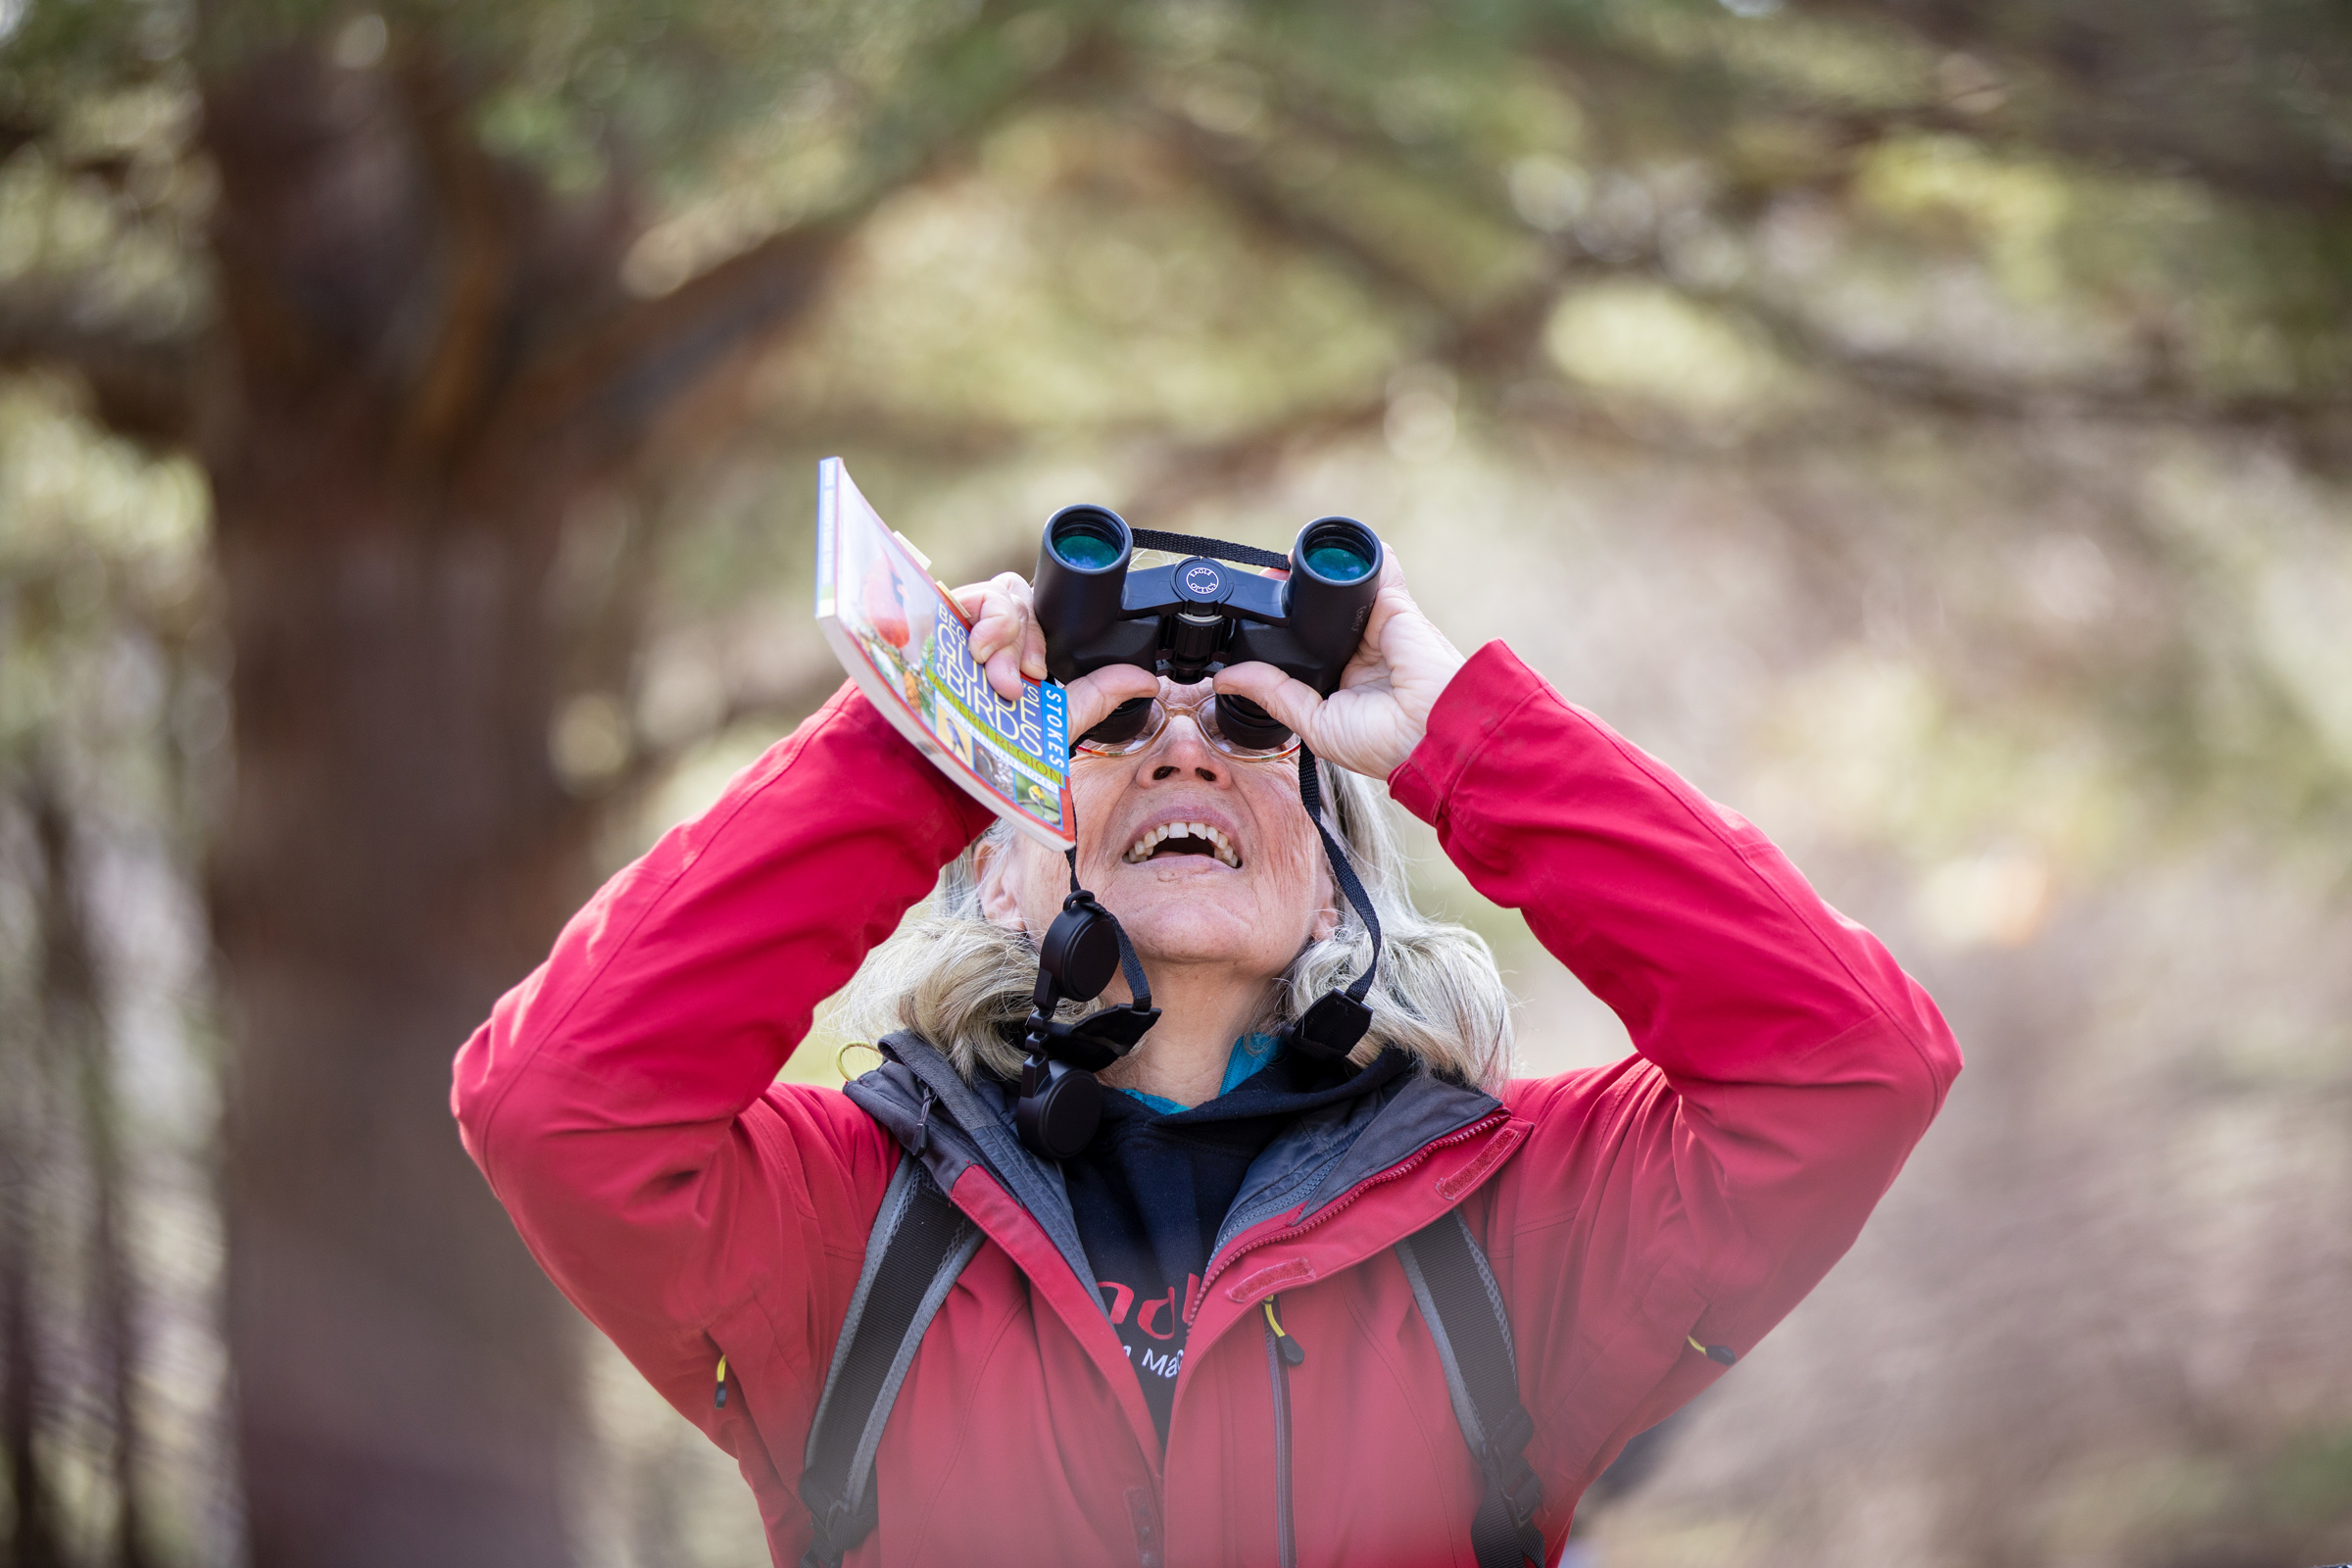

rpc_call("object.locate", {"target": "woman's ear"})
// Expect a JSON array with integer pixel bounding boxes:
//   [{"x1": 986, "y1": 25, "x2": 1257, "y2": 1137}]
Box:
[
  {"x1": 1309, "y1": 859, "x2": 1340, "y2": 943},
  {"x1": 974, "y1": 834, "x2": 1026, "y2": 931}
]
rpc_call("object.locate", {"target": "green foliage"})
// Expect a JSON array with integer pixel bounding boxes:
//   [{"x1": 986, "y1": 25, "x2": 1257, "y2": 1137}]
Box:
[
  {"x1": 0, "y1": 375, "x2": 211, "y2": 774},
  {"x1": 0, "y1": 0, "x2": 183, "y2": 128}
]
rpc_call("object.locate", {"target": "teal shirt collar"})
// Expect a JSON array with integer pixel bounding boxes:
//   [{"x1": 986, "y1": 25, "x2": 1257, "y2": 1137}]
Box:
[{"x1": 1116, "y1": 1032, "x2": 1284, "y2": 1116}]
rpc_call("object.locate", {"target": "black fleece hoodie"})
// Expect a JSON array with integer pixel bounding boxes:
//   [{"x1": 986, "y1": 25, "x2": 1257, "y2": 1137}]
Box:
[{"x1": 1059, "y1": 1041, "x2": 1411, "y2": 1436}]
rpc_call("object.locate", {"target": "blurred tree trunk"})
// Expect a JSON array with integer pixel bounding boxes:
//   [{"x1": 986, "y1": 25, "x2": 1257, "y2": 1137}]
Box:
[
  {"x1": 1, "y1": 1085, "x2": 63, "y2": 1568},
  {"x1": 0, "y1": 1203, "x2": 60, "y2": 1568},
  {"x1": 202, "y1": 58, "x2": 585, "y2": 1568},
  {"x1": 208, "y1": 422, "x2": 590, "y2": 1568},
  {"x1": 195, "y1": 44, "x2": 841, "y2": 1568},
  {"x1": 2, "y1": 770, "x2": 138, "y2": 1568},
  {"x1": 84, "y1": 992, "x2": 151, "y2": 1568},
  {"x1": 2, "y1": 793, "x2": 64, "y2": 1567},
  {"x1": 32, "y1": 775, "x2": 156, "y2": 1568}
]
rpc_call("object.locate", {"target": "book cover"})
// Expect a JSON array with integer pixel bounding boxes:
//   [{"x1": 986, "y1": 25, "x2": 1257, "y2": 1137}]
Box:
[{"x1": 814, "y1": 458, "x2": 1076, "y2": 851}]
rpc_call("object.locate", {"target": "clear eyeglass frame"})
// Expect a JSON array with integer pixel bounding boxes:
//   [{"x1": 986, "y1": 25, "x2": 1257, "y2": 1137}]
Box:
[{"x1": 1070, "y1": 688, "x2": 1300, "y2": 762}]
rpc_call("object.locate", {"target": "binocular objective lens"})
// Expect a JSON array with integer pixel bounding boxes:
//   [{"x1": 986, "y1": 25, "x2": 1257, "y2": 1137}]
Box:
[
  {"x1": 1050, "y1": 518, "x2": 1125, "y2": 571},
  {"x1": 1301, "y1": 540, "x2": 1373, "y2": 581},
  {"x1": 1296, "y1": 518, "x2": 1379, "y2": 584}
]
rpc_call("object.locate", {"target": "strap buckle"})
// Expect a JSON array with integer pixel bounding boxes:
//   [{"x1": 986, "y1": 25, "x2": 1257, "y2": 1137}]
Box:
[
  {"x1": 1489, "y1": 1403, "x2": 1535, "y2": 1461},
  {"x1": 1287, "y1": 989, "x2": 1373, "y2": 1061},
  {"x1": 795, "y1": 1487, "x2": 863, "y2": 1568}
]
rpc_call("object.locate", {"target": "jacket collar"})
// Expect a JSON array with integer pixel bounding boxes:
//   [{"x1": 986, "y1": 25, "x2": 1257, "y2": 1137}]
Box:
[{"x1": 845, "y1": 1032, "x2": 1504, "y2": 1316}]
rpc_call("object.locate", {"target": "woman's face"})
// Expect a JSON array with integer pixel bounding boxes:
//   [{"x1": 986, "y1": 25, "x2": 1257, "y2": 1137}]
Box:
[{"x1": 981, "y1": 678, "x2": 1335, "y2": 988}]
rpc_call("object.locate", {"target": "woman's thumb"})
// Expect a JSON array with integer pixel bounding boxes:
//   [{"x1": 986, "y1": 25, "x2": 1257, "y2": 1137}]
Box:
[
  {"x1": 1212, "y1": 662, "x2": 1320, "y2": 739},
  {"x1": 1063, "y1": 663, "x2": 1160, "y2": 738}
]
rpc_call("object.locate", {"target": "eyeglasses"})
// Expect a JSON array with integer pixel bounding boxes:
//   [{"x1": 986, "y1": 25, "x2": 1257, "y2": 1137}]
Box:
[{"x1": 1071, "y1": 689, "x2": 1299, "y2": 761}]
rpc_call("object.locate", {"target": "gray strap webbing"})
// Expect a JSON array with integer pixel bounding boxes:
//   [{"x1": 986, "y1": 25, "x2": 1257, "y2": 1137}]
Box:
[
  {"x1": 1396, "y1": 1211, "x2": 1547, "y2": 1568},
  {"x1": 798, "y1": 1157, "x2": 982, "y2": 1568}
]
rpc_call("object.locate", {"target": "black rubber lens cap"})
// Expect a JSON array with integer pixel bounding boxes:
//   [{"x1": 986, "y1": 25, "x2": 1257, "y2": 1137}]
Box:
[
  {"x1": 1040, "y1": 905, "x2": 1121, "y2": 1001},
  {"x1": 1016, "y1": 1068, "x2": 1102, "y2": 1160}
]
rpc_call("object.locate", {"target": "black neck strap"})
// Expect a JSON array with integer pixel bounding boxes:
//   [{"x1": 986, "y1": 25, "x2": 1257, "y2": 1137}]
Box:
[
  {"x1": 1298, "y1": 742, "x2": 1383, "y2": 1003},
  {"x1": 1012, "y1": 528, "x2": 1389, "y2": 1157},
  {"x1": 1119, "y1": 527, "x2": 1383, "y2": 995},
  {"x1": 1121, "y1": 529, "x2": 1385, "y2": 999},
  {"x1": 1066, "y1": 847, "x2": 1152, "y2": 1011},
  {"x1": 1039, "y1": 747, "x2": 1382, "y2": 1012},
  {"x1": 1128, "y1": 528, "x2": 1290, "y2": 570}
]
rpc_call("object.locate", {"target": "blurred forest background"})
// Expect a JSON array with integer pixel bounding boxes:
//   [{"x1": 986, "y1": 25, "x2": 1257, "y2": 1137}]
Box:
[{"x1": 3, "y1": 0, "x2": 2351, "y2": 1565}]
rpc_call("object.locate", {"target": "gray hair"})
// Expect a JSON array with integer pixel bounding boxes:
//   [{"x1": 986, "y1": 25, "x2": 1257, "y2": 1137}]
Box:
[{"x1": 838, "y1": 763, "x2": 1514, "y2": 1089}]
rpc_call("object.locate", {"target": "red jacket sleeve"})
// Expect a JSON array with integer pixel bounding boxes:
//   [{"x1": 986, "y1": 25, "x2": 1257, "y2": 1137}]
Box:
[
  {"x1": 1388, "y1": 642, "x2": 1961, "y2": 1483},
  {"x1": 450, "y1": 683, "x2": 995, "y2": 1436}
]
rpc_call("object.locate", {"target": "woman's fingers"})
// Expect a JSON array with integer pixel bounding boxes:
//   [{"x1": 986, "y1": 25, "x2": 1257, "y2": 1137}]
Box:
[
  {"x1": 1354, "y1": 550, "x2": 1413, "y2": 665},
  {"x1": 1005, "y1": 571, "x2": 1049, "y2": 684},
  {"x1": 956, "y1": 572, "x2": 1044, "y2": 702},
  {"x1": 950, "y1": 541, "x2": 1449, "y2": 753},
  {"x1": 953, "y1": 572, "x2": 1158, "y2": 735},
  {"x1": 1063, "y1": 663, "x2": 1161, "y2": 739},
  {"x1": 1212, "y1": 662, "x2": 1324, "y2": 742}
]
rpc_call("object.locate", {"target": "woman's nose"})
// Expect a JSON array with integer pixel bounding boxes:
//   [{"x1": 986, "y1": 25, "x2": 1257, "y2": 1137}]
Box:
[{"x1": 1147, "y1": 710, "x2": 1224, "y2": 785}]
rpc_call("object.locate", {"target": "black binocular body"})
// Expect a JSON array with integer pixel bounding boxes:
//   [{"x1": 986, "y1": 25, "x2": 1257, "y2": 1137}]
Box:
[
  {"x1": 1032, "y1": 506, "x2": 1385, "y2": 749},
  {"x1": 1008, "y1": 506, "x2": 1394, "y2": 1157}
]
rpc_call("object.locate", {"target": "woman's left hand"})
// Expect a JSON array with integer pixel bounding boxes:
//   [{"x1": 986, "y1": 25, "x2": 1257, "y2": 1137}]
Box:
[
  {"x1": 1213, "y1": 549, "x2": 1467, "y2": 779},
  {"x1": 956, "y1": 572, "x2": 1159, "y2": 738}
]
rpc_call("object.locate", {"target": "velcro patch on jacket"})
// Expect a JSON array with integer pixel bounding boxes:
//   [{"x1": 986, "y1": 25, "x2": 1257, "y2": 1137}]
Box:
[
  {"x1": 1226, "y1": 1256, "x2": 1315, "y2": 1303},
  {"x1": 1433, "y1": 1121, "x2": 1528, "y2": 1201}
]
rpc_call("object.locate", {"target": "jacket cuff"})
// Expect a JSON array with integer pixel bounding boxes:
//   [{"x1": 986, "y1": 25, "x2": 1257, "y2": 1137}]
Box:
[{"x1": 1387, "y1": 641, "x2": 1557, "y2": 826}]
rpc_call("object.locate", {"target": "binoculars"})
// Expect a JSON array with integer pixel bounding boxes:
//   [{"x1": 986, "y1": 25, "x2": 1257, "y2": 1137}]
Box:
[{"x1": 1032, "y1": 506, "x2": 1386, "y2": 750}]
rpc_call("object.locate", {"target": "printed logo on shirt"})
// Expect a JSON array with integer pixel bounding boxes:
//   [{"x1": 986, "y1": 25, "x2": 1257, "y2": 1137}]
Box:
[{"x1": 1100, "y1": 1274, "x2": 1200, "y2": 1384}]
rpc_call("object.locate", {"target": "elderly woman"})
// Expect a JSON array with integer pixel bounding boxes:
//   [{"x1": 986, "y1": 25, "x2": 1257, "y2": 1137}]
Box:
[{"x1": 454, "y1": 552, "x2": 1958, "y2": 1567}]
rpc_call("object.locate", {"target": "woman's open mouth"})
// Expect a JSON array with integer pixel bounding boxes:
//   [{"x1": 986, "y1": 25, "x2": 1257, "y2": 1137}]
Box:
[{"x1": 1122, "y1": 820, "x2": 1242, "y2": 868}]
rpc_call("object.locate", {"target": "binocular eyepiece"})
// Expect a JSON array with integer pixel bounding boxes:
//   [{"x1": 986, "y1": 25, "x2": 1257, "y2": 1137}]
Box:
[{"x1": 1033, "y1": 507, "x2": 1385, "y2": 751}]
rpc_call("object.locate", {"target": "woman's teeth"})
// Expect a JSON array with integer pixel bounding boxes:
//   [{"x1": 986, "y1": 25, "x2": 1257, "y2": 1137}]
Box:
[{"x1": 1122, "y1": 821, "x2": 1241, "y2": 868}]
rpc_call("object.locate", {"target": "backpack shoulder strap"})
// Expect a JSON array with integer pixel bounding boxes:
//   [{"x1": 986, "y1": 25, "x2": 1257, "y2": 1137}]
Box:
[
  {"x1": 1396, "y1": 1210, "x2": 1547, "y2": 1568},
  {"x1": 798, "y1": 1155, "x2": 983, "y2": 1568}
]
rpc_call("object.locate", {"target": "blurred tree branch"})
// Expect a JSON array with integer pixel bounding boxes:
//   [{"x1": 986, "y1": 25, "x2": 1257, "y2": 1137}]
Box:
[
  {"x1": 393, "y1": 46, "x2": 523, "y2": 470},
  {"x1": 492, "y1": 215, "x2": 858, "y2": 470},
  {"x1": 0, "y1": 292, "x2": 202, "y2": 448},
  {"x1": 1791, "y1": 0, "x2": 2352, "y2": 208},
  {"x1": 1156, "y1": 87, "x2": 2352, "y2": 471}
]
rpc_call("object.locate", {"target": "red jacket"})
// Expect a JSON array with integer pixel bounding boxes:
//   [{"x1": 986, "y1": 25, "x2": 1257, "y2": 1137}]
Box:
[{"x1": 453, "y1": 641, "x2": 1959, "y2": 1567}]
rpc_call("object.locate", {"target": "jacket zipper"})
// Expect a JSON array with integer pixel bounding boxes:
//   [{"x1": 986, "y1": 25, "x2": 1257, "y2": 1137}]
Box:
[
  {"x1": 1192, "y1": 1111, "x2": 1508, "y2": 1323},
  {"x1": 1262, "y1": 1297, "x2": 1301, "y2": 1568}
]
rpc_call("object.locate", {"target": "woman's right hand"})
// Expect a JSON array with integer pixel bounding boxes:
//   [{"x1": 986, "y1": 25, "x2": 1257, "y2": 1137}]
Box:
[
  {"x1": 1213, "y1": 549, "x2": 1466, "y2": 779},
  {"x1": 956, "y1": 573, "x2": 1159, "y2": 740}
]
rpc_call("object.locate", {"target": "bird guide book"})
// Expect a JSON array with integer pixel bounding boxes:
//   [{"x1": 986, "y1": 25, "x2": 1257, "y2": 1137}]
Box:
[{"x1": 813, "y1": 458, "x2": 1076, "y2": 851}]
